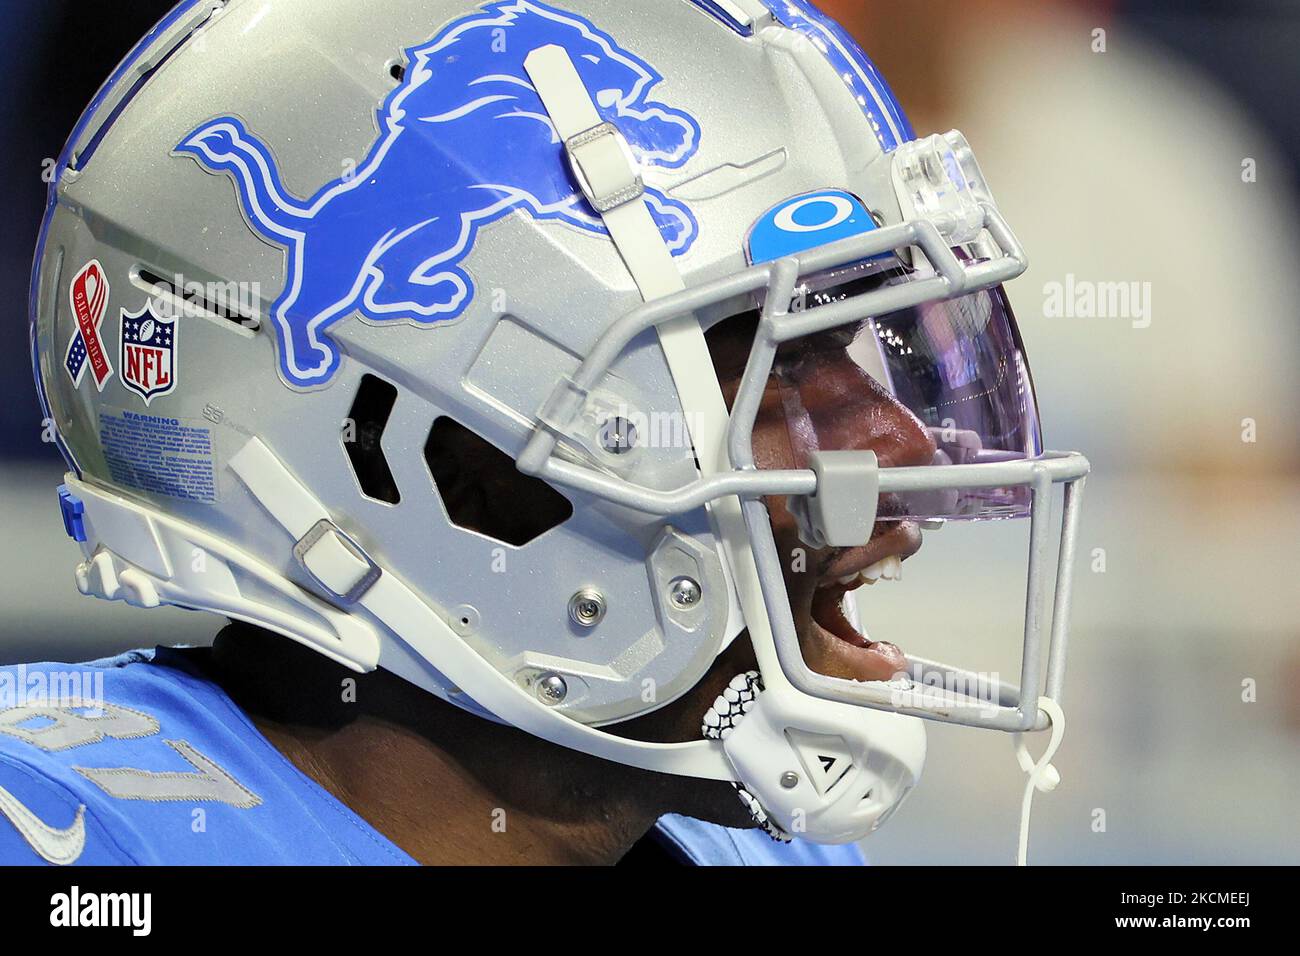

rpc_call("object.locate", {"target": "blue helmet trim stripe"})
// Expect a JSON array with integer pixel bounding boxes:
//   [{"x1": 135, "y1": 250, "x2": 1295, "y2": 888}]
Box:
[
  {"x1": 71, "y1": 23, "x2": 205, "y2": 174},
  {"x1": 757, "y1": 0, "x2": 914, "y2": 151},
  {"x1": 29, "y1": 0, "x2": 207, "y2": 477},
  {"x1": 684, "y1": 0, "x2": 757, "y2": 36},
  {"x1": 57, "y1": 0, "x2": 210, "y2": 174}
]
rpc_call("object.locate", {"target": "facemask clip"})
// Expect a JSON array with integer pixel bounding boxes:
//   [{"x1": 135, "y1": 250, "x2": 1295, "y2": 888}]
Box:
[{"x1": 786, "y1": 450, "x2": 879, "y2": 549}]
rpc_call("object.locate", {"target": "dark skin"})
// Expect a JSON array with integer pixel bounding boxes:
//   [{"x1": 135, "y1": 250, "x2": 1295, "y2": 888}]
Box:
[{"x1": 196, "y1": 314, "x2": 936, "y2": 865}]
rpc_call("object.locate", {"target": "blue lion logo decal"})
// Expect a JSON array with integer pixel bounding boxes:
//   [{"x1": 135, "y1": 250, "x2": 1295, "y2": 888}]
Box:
[{"x1": 177, "y1": 0, "x2": 702, "y2": 388}]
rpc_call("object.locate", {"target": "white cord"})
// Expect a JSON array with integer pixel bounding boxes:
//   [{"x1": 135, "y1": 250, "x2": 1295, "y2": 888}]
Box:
[{"x1": 1012, "y1": 696, "x2": 1064, "y2": 866}]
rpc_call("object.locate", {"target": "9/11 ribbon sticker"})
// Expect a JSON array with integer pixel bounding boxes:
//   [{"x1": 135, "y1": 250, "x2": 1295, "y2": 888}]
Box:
[{"x1": 64, "y1": 260, "x2": 113, "y2": 390}]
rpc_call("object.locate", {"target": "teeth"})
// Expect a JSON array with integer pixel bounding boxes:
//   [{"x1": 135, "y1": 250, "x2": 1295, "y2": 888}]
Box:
[
  {"x1": 861, "y1": 555, "x2": 903, "y2": 583},
  {"x1": 832, "y1": 555, "x2": 905, "y2": 590}
]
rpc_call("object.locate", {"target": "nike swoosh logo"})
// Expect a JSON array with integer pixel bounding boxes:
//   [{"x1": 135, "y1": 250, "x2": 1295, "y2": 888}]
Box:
[{"x1": 0, "y1": 782, "x2": 87, "y2": 865}]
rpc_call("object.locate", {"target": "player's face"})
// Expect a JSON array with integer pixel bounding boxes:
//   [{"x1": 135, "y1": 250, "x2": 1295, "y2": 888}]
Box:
[{"x1": 706, "y1": 315, "x2": 936, "y2": 683}]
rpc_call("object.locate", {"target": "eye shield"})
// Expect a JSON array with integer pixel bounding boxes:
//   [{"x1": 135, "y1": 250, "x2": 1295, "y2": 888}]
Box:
[{"x1": 772, "y1": 266, "x2": 1043, "y2": 521}]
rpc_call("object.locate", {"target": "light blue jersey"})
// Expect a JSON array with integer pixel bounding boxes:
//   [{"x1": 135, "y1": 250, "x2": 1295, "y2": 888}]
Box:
[{"x1": 0, "y1": 650, "x2": 862, "y2": 866}]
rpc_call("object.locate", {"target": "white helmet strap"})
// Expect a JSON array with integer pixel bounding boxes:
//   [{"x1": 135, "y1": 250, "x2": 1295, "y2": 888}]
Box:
[
  {"x1": 525, "y1": 44, "x2": 682, "y2": 301},
  {"x1": 525, "y1": 43, "x2": 780, "y2": 677}
]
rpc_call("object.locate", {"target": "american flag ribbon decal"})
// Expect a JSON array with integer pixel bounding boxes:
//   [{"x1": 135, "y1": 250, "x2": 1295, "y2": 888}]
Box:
[{"x1": 64, "y1": 260, "x2": 112, "y2": 390}]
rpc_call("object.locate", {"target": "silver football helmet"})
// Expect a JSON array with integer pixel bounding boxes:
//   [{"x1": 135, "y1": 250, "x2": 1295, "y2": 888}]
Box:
[{"x1": 32, "y1": 0, "x2": 1088, "y2": 847}]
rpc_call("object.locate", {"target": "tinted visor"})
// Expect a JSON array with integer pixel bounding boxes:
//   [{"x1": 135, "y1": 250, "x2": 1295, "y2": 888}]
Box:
[{"x1": 773, "y1": 270, "x2": 1043, "y2": 520}]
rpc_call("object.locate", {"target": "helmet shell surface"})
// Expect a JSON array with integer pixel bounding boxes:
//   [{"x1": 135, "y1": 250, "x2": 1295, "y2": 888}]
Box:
[{"x1": 32, "y1": 0, "x2": 910, "y2": 724}]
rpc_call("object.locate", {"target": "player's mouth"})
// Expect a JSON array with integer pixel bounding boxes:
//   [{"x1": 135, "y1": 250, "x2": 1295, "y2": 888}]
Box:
[{"x1": 798, "y1": 521, "x2": 922, "y2": 684}]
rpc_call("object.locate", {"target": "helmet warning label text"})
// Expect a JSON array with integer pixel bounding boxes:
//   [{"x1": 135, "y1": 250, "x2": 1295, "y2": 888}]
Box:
[{"x1": 97, "y1": 410, "x2": 218, "y2": 503}]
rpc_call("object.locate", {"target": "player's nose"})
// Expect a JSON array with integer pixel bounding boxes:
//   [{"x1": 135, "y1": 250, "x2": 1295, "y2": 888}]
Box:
[{"x1": 778, "y1": 348, "x2": 937, "y2": 471}]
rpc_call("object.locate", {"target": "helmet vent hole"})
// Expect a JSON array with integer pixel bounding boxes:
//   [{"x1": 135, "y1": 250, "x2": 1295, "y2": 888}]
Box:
[
  {"x1": 135, "y1": 267, "x2": 260, "y2": 333},
  {"x1": 424, "y1": 417, "x2": 573, "y2": 546},
  {"x1": 388, "y1": 60, "x2": 406, "y2": 83},
  {"x1": 343, "y1": 375, "x2": 401, "y2": 505}
]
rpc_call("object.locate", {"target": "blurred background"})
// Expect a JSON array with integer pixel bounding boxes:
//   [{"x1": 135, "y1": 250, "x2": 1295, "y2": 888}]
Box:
[{"x1": 2, "y1": 1, "x2": 1297, "y2": 863}]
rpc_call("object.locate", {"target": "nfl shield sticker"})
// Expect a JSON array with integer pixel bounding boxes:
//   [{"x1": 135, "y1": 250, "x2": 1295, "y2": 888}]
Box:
[
  {"x1": 64, "y1": 260, "x2": 113, "y2": 390},
  {"x1": 120, "y1": 302, "x2": 178, "y2": 404}
]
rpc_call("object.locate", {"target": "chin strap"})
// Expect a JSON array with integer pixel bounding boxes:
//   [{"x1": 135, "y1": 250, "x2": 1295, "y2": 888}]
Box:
[
  {"x1": 701, "y1": 672, "x2": 792, "y2": 843},
  {"x1": 1012, "y1": 696, "x2": 1065, "y2": 866}
]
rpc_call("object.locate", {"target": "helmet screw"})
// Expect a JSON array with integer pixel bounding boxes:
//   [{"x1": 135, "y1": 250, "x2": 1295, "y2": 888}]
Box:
[
  {"x1": 568, "y1": 588, "x2": 606, "y2": 627},
  {"x1": 536, "y1": 673, "x2": 568, "y2": 705},
  {"x1": 669, "y1": 576, "x2": 702, "y2": 610},
  {"x1": 780, "y1": 772, "x2": 800, "y2": 790},
  {"x1": 598, "y1": 416, "x2": 637, "y2": 455}
]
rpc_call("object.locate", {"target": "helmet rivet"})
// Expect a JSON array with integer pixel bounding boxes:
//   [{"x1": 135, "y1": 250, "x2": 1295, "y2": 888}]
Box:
[
  {"x1": 598, "y1": 416, "x2": 638, "y2": 455},
  {"x1": 780, "y1": 772, "x2": 800, "y2": 790},
  {"x1": 669, "y1": 576, "x2": 702, "y2": 610},
  {"x1": 568, "y1": 588, "x2": 606, "y2": 627},
  {"x1": 536, "y1": 673, "x2": 568, "y2": 705}
]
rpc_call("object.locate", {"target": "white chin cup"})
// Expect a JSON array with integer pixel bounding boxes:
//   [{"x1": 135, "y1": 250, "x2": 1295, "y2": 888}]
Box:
[{"x1": 722, "y1": 681, "x2": 927, "y2": 844}]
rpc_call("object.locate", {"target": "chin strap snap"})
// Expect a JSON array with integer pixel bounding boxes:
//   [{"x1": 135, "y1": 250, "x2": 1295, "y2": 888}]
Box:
[
  {"x1": 701, "y1": 672, "x2": 792, "y2": 844},
  {"x1": 1012, "y1": 696, "x2": 1065, "y2": 866}
]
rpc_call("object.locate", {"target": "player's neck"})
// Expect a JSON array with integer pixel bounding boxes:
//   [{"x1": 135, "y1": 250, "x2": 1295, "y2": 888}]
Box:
[
  {"x1": 250, "y1": 706, "x2": 667, "y2": 865},
  {"x1": 197, "y1": 624, "x2": 677, "y2": 865}
]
